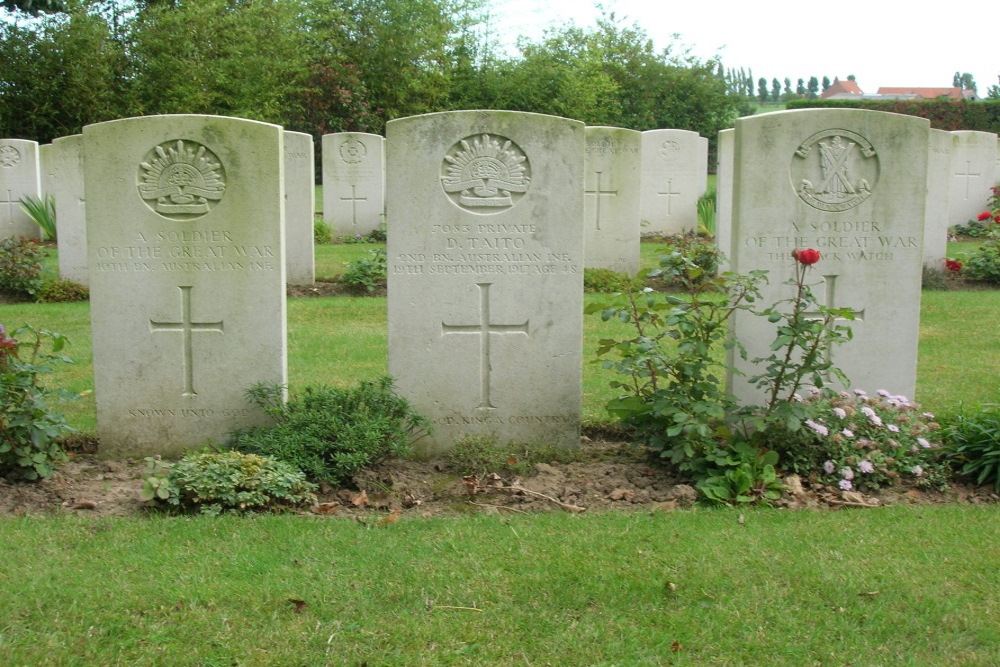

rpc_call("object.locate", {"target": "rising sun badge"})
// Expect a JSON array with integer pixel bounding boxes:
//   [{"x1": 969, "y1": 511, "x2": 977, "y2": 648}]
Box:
[
  {"x1": 138, "y1": 140, "x2": 226, "y2": 221},
  {"x1": 441, "y1": 134, "x2": 530, "y2": 213}
]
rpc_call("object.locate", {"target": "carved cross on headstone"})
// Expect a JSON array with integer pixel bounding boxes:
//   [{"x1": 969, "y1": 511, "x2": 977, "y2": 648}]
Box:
[
  {"x1": 954, "y1": 160, "x2": 981, "y2": 200},
  {"x1": 441, "y1": 282, "x2": 529, "y2": 409},
  {"x1": 0, "y1": 189, "x2": 17, "y2": 234},
  {"x1": 339, "y1": 185, "x2": 368, "y2": 226},
  {"x1": 802, "y1": 274, "x2": 865, "y2": 381},
  {"x1": 657, "y1": 178, "x2": 680, "y2": 215},
  {"x1": 584, "y1": 171, "x2": 617, "y2": 231},
  {"x1": 149, "y1": 286, "x2": 224, "y2": 398}
]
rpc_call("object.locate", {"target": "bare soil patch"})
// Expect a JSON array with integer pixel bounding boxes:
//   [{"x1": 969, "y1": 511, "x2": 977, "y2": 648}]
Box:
[{"x1": 1, "y1": 438, "x2": 995, "y2": 519}]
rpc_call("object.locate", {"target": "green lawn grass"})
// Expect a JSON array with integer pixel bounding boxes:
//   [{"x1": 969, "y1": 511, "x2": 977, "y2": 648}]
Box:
[
  {"x1": 2, "y1": 279, "x2": 998, "y2": 433},
  {"x1": 3, "y1": 241, "x2": 1000, "y2": 666},
  {"x1": 0, "y1": 505, "x2": 996, "y2": 665}
]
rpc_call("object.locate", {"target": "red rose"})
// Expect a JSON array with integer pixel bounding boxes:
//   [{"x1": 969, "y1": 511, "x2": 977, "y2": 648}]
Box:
[
  {"x1": 793, "y1": 248, "x2": 820, "y2": 265},
  {"x1": 945, "y1": 259, "x2": 963, "y2": 272},
  {"x1": 978, "y1": 211, "x2": 992, "y2": 221},
  {"x1": 994, "y1": 215, "x2": 1000, "y2": 224}
]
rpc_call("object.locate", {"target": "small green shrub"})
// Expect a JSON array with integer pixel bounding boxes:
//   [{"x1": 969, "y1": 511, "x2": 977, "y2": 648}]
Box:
[
  {"x1": 340, "y1": 248, "x2": 386, "y2": 293},
  {"x1": 368, "y1": 222, "x2": 387, "y2": 242},
  {"x1": 0, "y1": 324, "x2": 74, "y2": 480},
  {"x1": 0, "y1": 236, "x2": 45, "y2": 299},
  {"x1": 949, "y1": 220, "x2": 991, "y2": 238},
  {"x1": 143, "y1": 450, "x2": 316, "y2": 515},
  {"x1": 944, "y1": 405, "x2": 1000, "y2": 491},
  {"x1": 19, "y1": 194, "x2": 57, "y2": 241},
  {"x1": 697, "y1": 442, "x2": 783, "y2": 505},
  {"x1": 651, "y1": 235, "x2": 720, "y2": 286},
  {"x1": 960, "y1": 233, "x2": 1000, "y2": 285},
  {"x1": 313, "y1": 217, "x2": 332, "y2": 245},
  {"x1": 582, "y1": 268, "x2": 643, "y2": 293},
  {"x1": 37, "y1": 279, "x2": 89, "y2": 303},
  {"x1": 229, "y1": 377, "x2": 430, "y2": 485},
  {"x1": 447, "y1": 435, "x2": 578, "y2": 476}
]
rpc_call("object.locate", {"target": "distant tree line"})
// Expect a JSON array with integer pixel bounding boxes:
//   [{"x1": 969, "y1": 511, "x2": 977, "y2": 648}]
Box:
[{"x1": 0, "y1": 0, "x2": 743, "y2": 151}]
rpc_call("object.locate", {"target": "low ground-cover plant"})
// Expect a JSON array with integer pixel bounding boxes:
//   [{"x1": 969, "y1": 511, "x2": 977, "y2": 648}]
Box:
[
  {"x1": 340, "y1": 248, "x2": 386, "y2": 293},
  {"x1": 582, "y1": 268, "x2": 643, "y2": 293},
  {"x1": 0, "y1": 324, "x2": 74, "y2": 480},
  {"x1": 447, "y1": 434, "x2": 579, "y2": 476},
  {"x1": 141, "y1": 450, "x2": 316, "y2": 515},
  {"x1": 763, "y1": 389, "x2": 949, "y2": 492},
  {"x1": 36, "y1": 278, "x2": 88, "y2": 303},
  {"x1": 228, "y1": 377, "x2": 430, "y2": 485},
  {"x1": 944, "y1": 404, "x2": 1000, "y2": 491},
  {"x1": 0, "y1": 236, "x2": 45, "y2": 299},
  {"x1": 0, "y1": 237, "x2": 87, "y2": 303}
]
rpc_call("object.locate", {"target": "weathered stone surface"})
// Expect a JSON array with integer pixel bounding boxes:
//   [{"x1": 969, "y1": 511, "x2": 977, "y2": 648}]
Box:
[
  {"x1": 50, "y1": 134, "x2": 88, "y2": 284},
  {"x1": 584, "y1": 126, "x2": 640, "y2": 275},
  {"x1": 639, "y1": 129, "x2": 708, "y2": 235},
  {"x1": 387, "y1": 111, "x2": 584, "y2": 453},
  {"x1": 725, "y1": 109, "x2": 929, "y2": 403},
  {"x1": 84, "y1": 115, "x2": 287, "y2": 458},
  {"x1": 0, "y1": 138, "x2": 41, "y2": 239},
  {"x1": 284, "y1": 131, "x2": 315, "y2": 285},
  {"x1": 322, "y1": 132, "x2": 384, "y2": 237}
]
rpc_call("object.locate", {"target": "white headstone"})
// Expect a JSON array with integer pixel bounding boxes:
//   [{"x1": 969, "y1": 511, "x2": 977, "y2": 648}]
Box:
[
  {"x1": 924, "y1": 130, "x2": 953, "y2": 270},
  {"x1": 322, "y1": 132, "x2": 384, "y2": 238},
  {"x1": 715, "y1": 128, "x2": 735, "y2": 272},
  {"x1": 584, "y1": 126, "x2": 640, "y2": 276},
  {"x1": 387, "y1": 111, "x2": 584, "y2": 453},
  {"x1": 50, "y1": 135, "x2": 89, "y2": 284},
  {"x1": 639, "y1": 129, "x2": 708, "y2": 236},
  {"x1": 284, "y1": 131, "x2": 315, "y2": 285},
  {"x1": 949, "y1": 130, "x2": 998, "y2": 226},
  {"x1": 84, "y1": 115, "x2": 287, "y2": 458},
  {"x1": 0, "y1": 139, "x2": 41, "y2": 239},
  {"x1": 726, "y1": 109, "x2": 930, "y2": 403}
]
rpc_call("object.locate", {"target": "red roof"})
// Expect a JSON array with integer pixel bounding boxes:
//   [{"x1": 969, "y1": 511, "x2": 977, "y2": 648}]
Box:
[
  {"x1": 820, "y1": 78, "x2": 864, "y2": 98},
  {"x1": 876, "y1": 87, "x2": 970, "y2": 100}
]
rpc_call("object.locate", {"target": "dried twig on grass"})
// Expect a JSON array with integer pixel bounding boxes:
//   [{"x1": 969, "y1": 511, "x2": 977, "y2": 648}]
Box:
[{"x1": 502, "y1": 484, "x2": 586, "y2": 513}]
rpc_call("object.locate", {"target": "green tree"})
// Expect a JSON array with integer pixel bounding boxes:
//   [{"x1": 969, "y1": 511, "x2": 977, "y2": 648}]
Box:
[
  {"x1": 807, "y1": 76, "x2": 819, "y2": 98},
  {"x1": 796, "y1": 78, "x2": 806, "y2": 95},
  {"x1": 771, "y1": 77, "x2": 781, "y2": 102},
  {"x1": 821, "y1": 75, "x2": 831, "y2": 91},
  {"x1": 128, "y1": 0, "x2": 310, "y2": 122},
  {"x1": 757, "y1": 76, "x2": 767, "y2": 103},
  {"x1": 0, "y1": 0, "x2": 129, "y2": 141},
  {"x1": 1, "y1": 0, "x2": 65, "y2": 14}
]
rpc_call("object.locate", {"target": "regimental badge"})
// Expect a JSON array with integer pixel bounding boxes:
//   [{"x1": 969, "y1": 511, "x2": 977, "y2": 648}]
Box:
[
  {"x1": 441, "y1": 134, "x2": 530, "y2": 213},
  {"x1": 0, "y1": 145, "x2": 21, "y2": 168},
  {"x1": 658, "y1": 140, "x2": 681, "y2": 160},
  {"x1": 138, "y1": 140, "x2": 226, "y2": 221},
  {"x1": 339, "y1": 138, "x2": 367, "y2": 164},
  {"x1": 792, "y1": 129, "x2": 879, "y2": 212}
]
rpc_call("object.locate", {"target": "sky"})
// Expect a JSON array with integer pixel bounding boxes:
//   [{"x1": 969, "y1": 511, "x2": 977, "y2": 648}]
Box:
[{"x1": 488, "y1": 0, "x2": 997, "y2": 95}]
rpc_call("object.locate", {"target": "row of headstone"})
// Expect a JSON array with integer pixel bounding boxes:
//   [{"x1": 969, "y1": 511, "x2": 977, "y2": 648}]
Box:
[
  {"x1": 1, "y1": 131, "x2": 316, "y2": 287},
  {"x1": 5, "y1": 127, "x2": 710, "y2": 287},
  {"x1": 11, "y1": 108, "x2": 996, "y2": 461}
]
